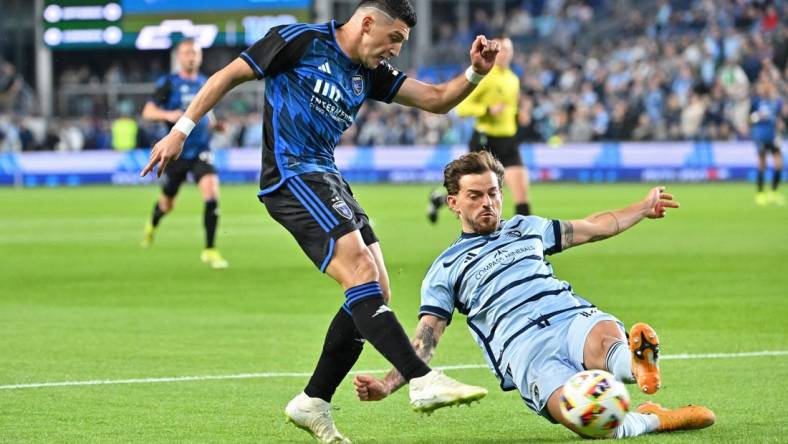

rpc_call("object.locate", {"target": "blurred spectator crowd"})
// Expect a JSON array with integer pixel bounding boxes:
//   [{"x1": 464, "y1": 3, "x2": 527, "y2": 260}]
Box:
[{"x1": 1, "y1": 0, "x2": 787, "y2": 153}]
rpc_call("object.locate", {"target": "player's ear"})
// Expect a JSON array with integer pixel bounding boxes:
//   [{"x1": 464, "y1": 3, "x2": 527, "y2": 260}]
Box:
[
  {"x1": 446, "y1": 194, "x2": 459, "y2": 213},
  {"x1": 361, "y1": 15, "x2": 375, "y2": 34}
]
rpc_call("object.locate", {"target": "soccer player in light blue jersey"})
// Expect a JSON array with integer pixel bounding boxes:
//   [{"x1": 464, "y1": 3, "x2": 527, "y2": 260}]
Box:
[{"x1": 354, "y1": 151, "x2": 716, "y2": 439}]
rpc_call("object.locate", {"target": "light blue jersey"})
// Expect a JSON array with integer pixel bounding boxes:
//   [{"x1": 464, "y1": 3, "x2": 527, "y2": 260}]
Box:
[{"x1": 420, "y1": 216, "x2": 596, "y2": 394}]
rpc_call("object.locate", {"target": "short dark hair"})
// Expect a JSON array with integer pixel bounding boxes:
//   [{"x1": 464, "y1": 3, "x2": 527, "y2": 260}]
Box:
[
  {"x1": 443, "y1": 151, "x2": 505, "y2": 196},
  {"x1": 356, "y1": 0, "x2": 417, "y2": 27}
]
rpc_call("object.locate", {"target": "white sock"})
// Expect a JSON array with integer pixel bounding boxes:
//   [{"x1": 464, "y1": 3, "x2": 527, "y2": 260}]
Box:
[
  {"x1": 613, "y1": 412, "x2": 660, "y2": 439},
  {"x1": 605, "y1": 340, "x2": 635, "y2": 383}
]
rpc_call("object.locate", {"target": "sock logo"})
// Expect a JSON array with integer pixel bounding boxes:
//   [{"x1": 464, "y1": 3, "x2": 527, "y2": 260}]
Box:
[{"x1": 371, "y1": 304, "x2": 392, "y2": 318}]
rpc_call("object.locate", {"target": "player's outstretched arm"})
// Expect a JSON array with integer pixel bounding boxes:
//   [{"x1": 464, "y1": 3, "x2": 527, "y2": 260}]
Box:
[
  {"x1": 141, "y1": 58, "x2": 256, "y2": 177},
  {"x1": 392, "y1": 35, "x2": 499, "y2": 114},
  {"x1": 560, "y1": 186, "x2": 679, "y2": 250},
  {"x1": 141, "y1": 102, "x2": 182, "y2": 124},
  {"x1": 353, "y1": 315, "x2": 448, "y2": 401}
]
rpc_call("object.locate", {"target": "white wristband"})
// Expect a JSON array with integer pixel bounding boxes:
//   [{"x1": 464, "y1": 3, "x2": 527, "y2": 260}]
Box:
[
  {"x1": 173, "y1": 116, "x2": 196, "y2": 137},
  {"x1": 465, "y1": 66, "x2": 485, "y2": 85}
]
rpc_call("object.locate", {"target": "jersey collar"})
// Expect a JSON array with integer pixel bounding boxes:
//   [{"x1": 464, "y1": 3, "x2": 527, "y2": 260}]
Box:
[{"x1": 459, "y1": 220, "x2": 505, "y2": 239}]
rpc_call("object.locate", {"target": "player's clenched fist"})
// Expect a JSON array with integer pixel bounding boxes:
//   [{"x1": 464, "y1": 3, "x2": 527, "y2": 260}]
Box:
[
  {"x1": 469, "y1": 35, "x2": 500, "y2": 76},
  {"x1": 353, "y1": 374, "x2": 389, "y2": 401},
  {"x1": 140, "y1": 132, "x2": 186, "y2": 178}
]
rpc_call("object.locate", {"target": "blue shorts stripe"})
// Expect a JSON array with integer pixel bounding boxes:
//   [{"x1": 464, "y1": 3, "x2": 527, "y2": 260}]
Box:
[
  {"x1": 289, "y1": 179, "x2": 337, "y2": 230},
  {"x1": 319, "y1": 238, "x2": 335, "y2": 273},
  {"x1": 289, "y1": 178, "x2": 337, "y2": 229},
  {"x1": 286, "y1": 182, "x2": 331, "y2": 232},
  {"x1": 293, "y1": 176, "x2": 340, "y2": 226},
  {"x1": 239, "y1": 52, "x2": 264, "y2": 77}
]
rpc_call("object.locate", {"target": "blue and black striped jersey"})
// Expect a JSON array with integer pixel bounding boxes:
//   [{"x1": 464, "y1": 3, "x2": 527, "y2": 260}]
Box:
[
  {"x1": 239, "y1": 20, "x2": 408, "y2": 194},
  {"x1": 751, "y1": 96, "x2": 783, "y2": 143},
  {"x1": 149, "y1": 73, "x2": 211, "y2": 159}
]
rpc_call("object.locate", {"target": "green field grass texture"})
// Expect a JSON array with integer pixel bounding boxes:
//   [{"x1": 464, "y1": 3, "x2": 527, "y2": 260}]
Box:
[{"x1": 0, "y1": 183, "x2": 786, "y2": 443}]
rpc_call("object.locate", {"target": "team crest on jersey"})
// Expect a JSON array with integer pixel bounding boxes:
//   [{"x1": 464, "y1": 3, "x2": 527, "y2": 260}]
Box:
[
  {"x1": 505, "y1": 229, "x2": 522, "y2": 238},
  {"x1": 332, "y1": 200, "x2": 353, "y2": 220},
  {"x1": 352, "y1": 74, "x2": 364, "y2": 96}
]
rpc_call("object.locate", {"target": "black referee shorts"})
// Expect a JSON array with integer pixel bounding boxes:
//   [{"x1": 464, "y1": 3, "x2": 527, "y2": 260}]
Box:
[
  {"x1": 755, "y1": 140, "x2": 780, "y2": 155},
  {"x1": 159, "y1": 154, "x2": 217, "y2": 197},
  {"x1": 469, "y1": 130, "x2": 523, "y2": 168},
  {"x1": 260, "y1": 173, "x2": 379, "y2": 272}
]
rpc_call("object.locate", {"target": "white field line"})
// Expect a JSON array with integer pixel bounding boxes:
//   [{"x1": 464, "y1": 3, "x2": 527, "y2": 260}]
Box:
[{"x1": 1, "y1": 350, "x2": 786, "y2": 391}]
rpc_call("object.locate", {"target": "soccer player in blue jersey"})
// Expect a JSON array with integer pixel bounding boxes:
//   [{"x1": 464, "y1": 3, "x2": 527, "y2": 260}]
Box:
[
  {"x1": 140, "y1": 38, "x2": 228, "y2": 269},
  {"x1": 354, "y1": 151, "x2": 716, "y2": 439},
  {"x1": 750, "y1": 79, "x2": 784, "y2": 206},
  {"x1": 141, "y1": 1, "x2": 501, "y2": 442}
]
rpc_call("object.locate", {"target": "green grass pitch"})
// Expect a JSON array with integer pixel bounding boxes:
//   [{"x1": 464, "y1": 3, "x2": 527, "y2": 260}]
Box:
[{"x1": 1, "y1": 182, "x2": 786, "y2": 443}]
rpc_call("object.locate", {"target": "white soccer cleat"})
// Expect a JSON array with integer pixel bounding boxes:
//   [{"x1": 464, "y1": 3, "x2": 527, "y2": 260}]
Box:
[
  {"x1": 408, "y1": 370, "x2": 488, "y2": 413},
  {"x1": 284, "y1": 392, "x2": 352, "y2": 443}
]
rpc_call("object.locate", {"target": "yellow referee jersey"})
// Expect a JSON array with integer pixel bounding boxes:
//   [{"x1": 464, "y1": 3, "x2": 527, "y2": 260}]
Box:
[{"x1": 456, "y1": 65, "x2": 520, "y2": 137}]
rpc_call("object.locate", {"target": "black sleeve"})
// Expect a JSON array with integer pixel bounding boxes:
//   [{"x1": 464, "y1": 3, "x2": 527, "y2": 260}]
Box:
[
  {"x1": 240, "y1": 26, "x2": 313, "y2": 79},
  {"x1": 367, "y1": 61, "x2": 408, "y2": 103},
  {"x1": 150, "y1": 76, "x2": 172, "y2": 106}
]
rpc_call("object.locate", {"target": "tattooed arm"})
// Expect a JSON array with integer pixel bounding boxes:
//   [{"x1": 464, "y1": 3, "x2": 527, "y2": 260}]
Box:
[
  {"x1": 559, "y1": 186, "x2": 679, "y2": 250},
  {"x1": 353, "y1": 315, "x2": 448, "y2": 401}
]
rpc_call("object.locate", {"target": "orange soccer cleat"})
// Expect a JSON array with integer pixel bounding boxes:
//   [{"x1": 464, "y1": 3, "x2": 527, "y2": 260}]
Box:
[
  {"x1": 629, "y1": 322, "x2": 661, "y2": 394},
  {"x1": 636, "y1": 401, "x2": 716, "y2": 432}
]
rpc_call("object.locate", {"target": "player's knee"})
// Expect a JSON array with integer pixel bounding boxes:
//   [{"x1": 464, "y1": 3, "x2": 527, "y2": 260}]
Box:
[
  {"x1": 380, "y1": 284, "x2": 391, "y2": 305},
  {"x1": 160, "y1": 199, "x2": 175, "y2": 213},
  {"x1": 351, "y1": 250, "x2": 379, "y2": 284}
]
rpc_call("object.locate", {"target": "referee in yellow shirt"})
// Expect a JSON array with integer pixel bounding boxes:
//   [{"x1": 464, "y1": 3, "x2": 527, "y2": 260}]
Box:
[{"x1": 428, "y1": 36, "x2": 532, "y2": 222}]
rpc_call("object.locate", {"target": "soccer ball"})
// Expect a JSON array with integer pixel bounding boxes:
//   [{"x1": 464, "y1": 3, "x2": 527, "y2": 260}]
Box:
[{"x1": 559, "y1": 370, "x2": 630, "y2": 438}]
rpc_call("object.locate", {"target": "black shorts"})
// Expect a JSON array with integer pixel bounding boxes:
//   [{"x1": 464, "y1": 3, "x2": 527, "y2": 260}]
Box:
[
  {"x1": 469, "y1": 130, "x2": 523, "y2": 167},
  {"x1": 260, "y1": 173, "x2": 379, "y2": 272},
  {"x1": 756, "y1": 140, "x2": 780, "y2": 154},
  {"x1": 159, "y1": 154, "x2": 217, "y2": 197}
]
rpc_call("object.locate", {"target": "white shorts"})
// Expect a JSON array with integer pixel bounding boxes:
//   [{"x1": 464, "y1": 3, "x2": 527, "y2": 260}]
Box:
[{"x1": 507, "y1": 307, "x2": 624, "y2": 421}]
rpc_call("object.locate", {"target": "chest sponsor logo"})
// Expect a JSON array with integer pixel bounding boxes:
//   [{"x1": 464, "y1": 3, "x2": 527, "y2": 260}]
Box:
[
  {"x1": 472, "y1": 245, "x2": 537, "y2": 280},
  {"x1": 310, "y1": 78, "x2": 353, "y2": 126},
  {"x1": 313, "y1": 79, "x2": 342, "y2": 102}
]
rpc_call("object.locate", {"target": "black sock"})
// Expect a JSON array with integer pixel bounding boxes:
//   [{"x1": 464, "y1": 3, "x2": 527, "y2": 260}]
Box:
[
  {"x1": 757, "y1": 170, "x2": 765, "y2": 192},
  {"x1": 304, "y1": 308, "x2": 365, "y2": 402},
  {"x1": 345, "y1": 282, "x2": 430, "y2": 381},
  {"x1": 773, "y1": 169, "x2": 782, "y2": 191},
  {"x1": 151, "y1": 202, "x2": 166, "y2": 227},
  {"x1": 515, "y1": 203, "x2": 531, "y2": 216},
  {"x1": 204, "y1": 200, "x2": 218, "y2": 248}
]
